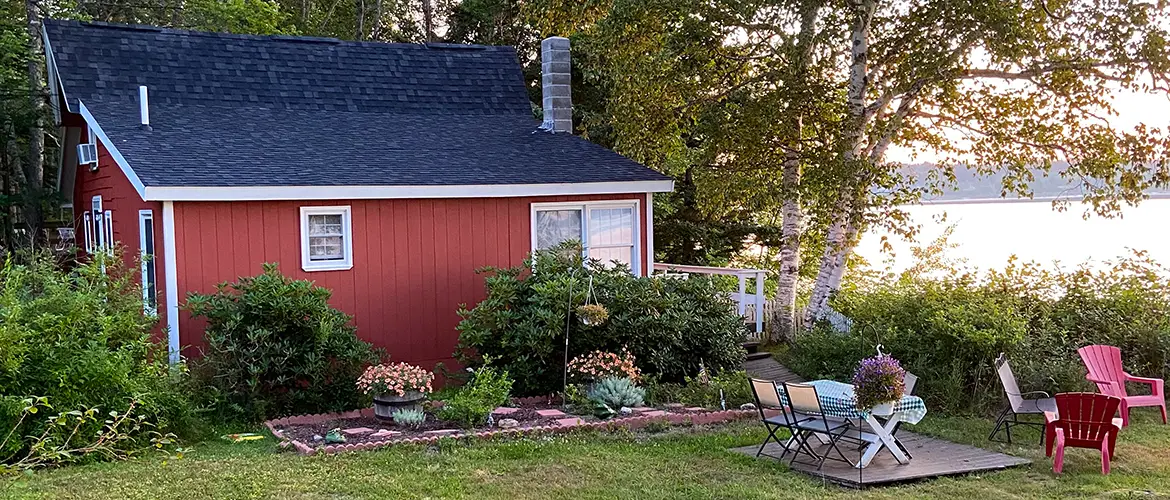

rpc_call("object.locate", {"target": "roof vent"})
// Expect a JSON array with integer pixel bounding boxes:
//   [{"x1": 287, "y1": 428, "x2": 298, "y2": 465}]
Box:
[{"x1": 139, "y1": 85, "x2": 151, "y2": 130}]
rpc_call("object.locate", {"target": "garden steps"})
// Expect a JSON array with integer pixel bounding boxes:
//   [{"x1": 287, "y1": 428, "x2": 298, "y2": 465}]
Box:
[{"x1": 742, "y1": 356, "x2": 802, "y2": 384}]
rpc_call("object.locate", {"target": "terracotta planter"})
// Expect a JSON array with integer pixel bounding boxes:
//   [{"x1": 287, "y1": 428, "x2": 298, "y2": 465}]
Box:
[{"x1": 373, "y1": 391, "x2": 425, "y2": 420}]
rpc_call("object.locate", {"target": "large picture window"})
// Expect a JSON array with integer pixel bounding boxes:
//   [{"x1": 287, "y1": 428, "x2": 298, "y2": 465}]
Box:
[
  {"x1": 532, "y1": 201, "x2": 639, "y2": 273},
  {"x1": 299, "y1": 206, "x2": 353, "y2": 271}
]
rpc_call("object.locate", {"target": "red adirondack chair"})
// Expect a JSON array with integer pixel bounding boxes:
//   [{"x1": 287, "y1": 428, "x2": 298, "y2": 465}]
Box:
[
  {"x1": 1077, "y1": 345, "x2": 1167, "y2": 427},
  {"x1": 1045, "y1": 393, "x2": 1123, "y2": 475}
]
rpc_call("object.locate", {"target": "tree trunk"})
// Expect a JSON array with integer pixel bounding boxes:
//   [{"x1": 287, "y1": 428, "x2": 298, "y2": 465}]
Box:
[
  {"x1": 421, "y1": 0, "x2": 434, "y2": 42},
  {"x1": 25, "y1": 0, "x2": 46, "y2": 246},
  {"x1": 770, "y1": 2, "x2": 819, "y2": 342},
  {"x1": 804, "y1": 0, "x2": 874, "y2": 325},
  {"x1": 1, "y1": 141, "x2": 14, "y2": 253},
  {"x1": 356, "y1": 0, "x2": 365, "y2": 40}
]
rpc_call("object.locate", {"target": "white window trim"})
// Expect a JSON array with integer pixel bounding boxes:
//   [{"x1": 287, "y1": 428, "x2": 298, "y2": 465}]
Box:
[
  {"x1": 139, "y1": 210, "x2": 157, "y2": 316},
  {"x1": 299, "y1": 206, "x2": 354, "y2": 272},
  {"x1": 82, "y1": 212, "x2": 94, "y2": 253},
  {"x1": 530, "y1": 200, "x2": 641, "y2": 275}
]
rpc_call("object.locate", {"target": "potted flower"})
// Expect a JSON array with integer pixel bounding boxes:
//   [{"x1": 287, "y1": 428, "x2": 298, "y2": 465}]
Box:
[
  {"x1": 852, "y1": 354, "x2": 906, "y2": 416},
  {"x1": 357, "y1": 362, "x2": 435, "y2": 420},
  {"x1": 576, "y1": 303, "x2": 609, "y2": 326}
]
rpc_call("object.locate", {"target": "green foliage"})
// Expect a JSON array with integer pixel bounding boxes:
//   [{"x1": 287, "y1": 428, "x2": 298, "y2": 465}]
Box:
[
  {"x1": 0, "y1": 253, "x2": 199, "y2": 461},
  {"x1": 184, "y1": 263, "x2": 379, "y2": 422},
  {"x1": 786, "y1": 251, "x2": 1170, "y2": 414},
  {"x1": 437, "y1": 365, "x2": 513, "y2": 428},
  {"x1": 586, "y1": 378, "x2": 645, "y2": 418},
  {"x1": 183, "y1": 0, "x2": 293, "y2": 35},
  {"x1": 457, "y1": 244, "x2": 747, "y2": 396},
  {"x1": 643, "y1": 370, "x2": 753, "y2": 409},
  {"x1": 1, "y1": 397, "x2": 185, "y2": 474},
  {"x1": 391, "y1": 408, "x2": 426, "y2": 429}
]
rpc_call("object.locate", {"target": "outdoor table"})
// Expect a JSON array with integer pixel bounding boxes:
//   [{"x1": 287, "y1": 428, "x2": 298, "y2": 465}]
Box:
[{"x1": 781, "y1": 379, "x2": 928, "y2": 468}]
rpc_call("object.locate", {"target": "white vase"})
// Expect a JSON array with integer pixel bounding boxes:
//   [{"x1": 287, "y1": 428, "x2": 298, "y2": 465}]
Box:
[{"x1": 870, "y1": 402, "x2": 895, "y2": 416}]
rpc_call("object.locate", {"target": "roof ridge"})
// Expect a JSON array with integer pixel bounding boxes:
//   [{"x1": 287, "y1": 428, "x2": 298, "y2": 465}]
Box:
[{"x1": 44, "y1": 18, "x2": 509, "y2": 52}]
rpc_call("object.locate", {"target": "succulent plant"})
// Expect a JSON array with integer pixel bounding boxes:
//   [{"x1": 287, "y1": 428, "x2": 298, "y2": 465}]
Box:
[
  {"x1": 586, "y1": 377, "x2": 645, "y2": 418},
  {"x1": 392, "y1": 408, "x2": 427, "y2": 428}
]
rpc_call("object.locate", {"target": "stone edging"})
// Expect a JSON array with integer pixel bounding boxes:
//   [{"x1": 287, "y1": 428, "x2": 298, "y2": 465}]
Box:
[{"x1": 266, "y1": 408, "x2": 755, "y2": 456}]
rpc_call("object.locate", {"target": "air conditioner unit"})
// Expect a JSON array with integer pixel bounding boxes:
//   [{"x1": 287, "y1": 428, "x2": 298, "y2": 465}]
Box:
[{"x1": 77, "y1": 143, "x2": 98, "y2": 167}]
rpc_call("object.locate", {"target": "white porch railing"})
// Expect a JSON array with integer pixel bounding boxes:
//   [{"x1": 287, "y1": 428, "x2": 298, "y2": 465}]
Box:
[{"x1": 652, "y1": 263, "x2": 767, "y2": 340}]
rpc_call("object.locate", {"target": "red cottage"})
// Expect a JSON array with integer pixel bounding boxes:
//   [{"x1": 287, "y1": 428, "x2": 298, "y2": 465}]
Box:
[{"x1": 42, "y1": 20, "x2": 674, "y2": 368}]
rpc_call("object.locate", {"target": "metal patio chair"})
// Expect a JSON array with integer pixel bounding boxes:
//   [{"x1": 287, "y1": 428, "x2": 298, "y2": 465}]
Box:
[
  {"x1": 748, "y1": 378, "x2": 810, "y2": 460},
  {"x1": 989, "y1": 353, "x2": 1056, "y2": 444},
  {"x1": 784, "y1": 382, "x2": 857, "y2": 470}
]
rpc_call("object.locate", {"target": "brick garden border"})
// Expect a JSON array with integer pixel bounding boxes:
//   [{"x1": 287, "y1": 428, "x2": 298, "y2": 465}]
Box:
[{"x1": 266, "y1": 407, "x2": 756, "y2": 456}]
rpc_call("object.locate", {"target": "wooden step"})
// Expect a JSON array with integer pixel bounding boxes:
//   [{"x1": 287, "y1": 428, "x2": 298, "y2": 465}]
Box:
[
  {"x1": 742, "y1": 341, "x2": 761, "y2": 354},
  {"x1": 745, "y1": 351, "x2": 772, "y2": 361}
]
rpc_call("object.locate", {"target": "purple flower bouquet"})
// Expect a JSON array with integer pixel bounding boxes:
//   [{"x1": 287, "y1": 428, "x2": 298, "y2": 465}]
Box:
[{"x1": 852, "y1": 354, "x2": 906, "y2": 414}]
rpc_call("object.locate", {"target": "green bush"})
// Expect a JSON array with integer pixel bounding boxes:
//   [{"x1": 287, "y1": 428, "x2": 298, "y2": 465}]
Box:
[
  {"x1": 0, "y1": 253, "x2": 198, "y2": 464},
  {"x1": 185, "y1": 263, "x2": 380, "y2": 422},
  {"x1": 437, "y1": 365, "x2": 513, "y2": 428},
  {"x1": 786, "y1": 252, "x2": 1170, "y2": 414},
  {"x1": 456, "y1": 244, "x2": 747, "y2": 396},
  {"x1": 644, "y1": 370, "x2": 753, "y2": 409}
]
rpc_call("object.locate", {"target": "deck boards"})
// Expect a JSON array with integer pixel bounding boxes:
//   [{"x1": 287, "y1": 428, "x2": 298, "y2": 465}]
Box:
[{"x1": 736, "y1": 357, "x2": 1031, "y2": 487}]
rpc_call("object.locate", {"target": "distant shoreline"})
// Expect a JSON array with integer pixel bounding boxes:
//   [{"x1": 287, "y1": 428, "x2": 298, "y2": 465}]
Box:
[{"x1": 920, "y1": 192, "x2": 1170, "y2": 206}]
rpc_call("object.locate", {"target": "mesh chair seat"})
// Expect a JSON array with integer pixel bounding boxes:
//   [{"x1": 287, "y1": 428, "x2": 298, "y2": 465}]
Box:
[{"x1": 1017, "y1": 397, "x2": 1058, "y2": 415}]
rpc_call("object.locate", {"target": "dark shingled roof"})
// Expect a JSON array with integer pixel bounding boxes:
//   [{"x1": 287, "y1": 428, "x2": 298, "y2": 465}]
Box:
[{"x1": 43, "y1": 20, "x2": 671, "y2": 188}]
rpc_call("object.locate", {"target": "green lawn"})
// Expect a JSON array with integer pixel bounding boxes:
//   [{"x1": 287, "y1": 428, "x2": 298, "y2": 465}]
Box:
[{"x1": 3, "y1": 412, "x2": 1170, "y2": 499}]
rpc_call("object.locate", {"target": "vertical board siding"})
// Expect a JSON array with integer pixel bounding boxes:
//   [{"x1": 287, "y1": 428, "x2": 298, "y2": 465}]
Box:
[
  {"x1": 73, "y1": 124, "x2": 166, "y2": 341},
  {"x1": 173, "y1": 193, "x2": 647, "y2": 369}
]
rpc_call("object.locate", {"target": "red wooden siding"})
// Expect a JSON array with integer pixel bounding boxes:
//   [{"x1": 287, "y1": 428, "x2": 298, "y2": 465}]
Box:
[
  {"x1": 72, "y1": 124, "x2": 167, "y2": 339},
  {"x1": 172, "y1": 194, "x2": 648, "y2": 368}
]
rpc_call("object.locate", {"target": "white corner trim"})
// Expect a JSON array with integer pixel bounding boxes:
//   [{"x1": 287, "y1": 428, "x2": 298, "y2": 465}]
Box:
[
  {"x1": 299, "y1": 205, "x2": 355, "y2": 272},
  {"x1": 162, "y1": 201, "x2": 180, "y2": 364},
  {"x1": 645, "y1": 192, "x2": 654, "y2": 277},
  {"x1": 78, "y1": 101, "x2": 148, "y2": 200},
  {"x1": 144, "y1": 180, "x2": 675, "y2": 202}
]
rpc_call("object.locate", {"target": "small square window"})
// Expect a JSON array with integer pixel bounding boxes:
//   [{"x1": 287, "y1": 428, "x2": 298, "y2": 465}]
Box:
[{"x1": 300, "y1": 206, "x2": 353, "y2": 271}]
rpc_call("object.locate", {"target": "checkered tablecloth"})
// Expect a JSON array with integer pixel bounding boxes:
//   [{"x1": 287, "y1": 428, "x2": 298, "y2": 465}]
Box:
[{"x1": 779, "y1": 379, "x2": 928, "y2": 424}]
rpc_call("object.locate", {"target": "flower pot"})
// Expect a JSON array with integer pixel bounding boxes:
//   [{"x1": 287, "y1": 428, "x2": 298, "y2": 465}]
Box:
[
  {"x1": 870, "y1": 402, "x2": 895, "y2": 417},
  {"x1": 373, "y1": 391, "x2": 425, "y2": 420}
]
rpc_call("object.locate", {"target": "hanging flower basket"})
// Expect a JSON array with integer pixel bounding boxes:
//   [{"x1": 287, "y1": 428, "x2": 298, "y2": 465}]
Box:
[
  {"x1": 576, "y1": 303, "x2": 609, "y2": 326},
  {"x1": 852, "y1": 354, "x2": 906, "y2": 414}
]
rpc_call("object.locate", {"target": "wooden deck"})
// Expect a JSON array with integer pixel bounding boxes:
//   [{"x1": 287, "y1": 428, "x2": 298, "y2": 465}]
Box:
[{"x1": 737, "y1": 357, "x2": 1031, "y2": 487}]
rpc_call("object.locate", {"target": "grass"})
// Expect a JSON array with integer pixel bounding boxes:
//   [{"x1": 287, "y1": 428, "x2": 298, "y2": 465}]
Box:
[{"x1": 3, "y1": 412, "x2": 1170, "y2": 499}]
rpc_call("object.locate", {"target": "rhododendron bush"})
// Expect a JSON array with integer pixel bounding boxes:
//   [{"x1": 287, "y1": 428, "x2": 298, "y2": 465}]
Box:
[{"x1": 457, "y1": 243, "x2": 746, "y2": 396}]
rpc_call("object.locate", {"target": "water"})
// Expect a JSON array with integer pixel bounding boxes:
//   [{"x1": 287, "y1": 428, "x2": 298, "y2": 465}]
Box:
[{"x1": 855, "y1": 197, "x2": 1170, "y2": 273}]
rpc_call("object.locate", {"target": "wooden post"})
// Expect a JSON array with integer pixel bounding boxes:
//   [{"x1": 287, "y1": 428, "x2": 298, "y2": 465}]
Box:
[
  {"x1": 755, "y1": 271, "x2": 764, "y2": 334},
  {"x1": 737, "y1": 274, "x2": 747, "y2": 316}
]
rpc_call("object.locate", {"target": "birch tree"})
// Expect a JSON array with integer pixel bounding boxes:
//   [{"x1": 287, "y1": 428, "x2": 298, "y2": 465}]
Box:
[{"x1": 804, "y1": 0, "x2": 1170, "y2": 322}]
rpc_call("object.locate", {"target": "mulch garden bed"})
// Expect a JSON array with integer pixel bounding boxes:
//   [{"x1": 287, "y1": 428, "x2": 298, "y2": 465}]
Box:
[{"x1": 267, "y1": 399, "x2": 756, "y2": 455}]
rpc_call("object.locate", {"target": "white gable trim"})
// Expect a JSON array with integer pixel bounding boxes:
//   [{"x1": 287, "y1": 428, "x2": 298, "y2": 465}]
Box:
[
  {"x1": 77, "y1": 100, "x2": 148, "y2": 199},
  {"x1": 143, "y1": 180, "x2": 674, "y2": 201}
]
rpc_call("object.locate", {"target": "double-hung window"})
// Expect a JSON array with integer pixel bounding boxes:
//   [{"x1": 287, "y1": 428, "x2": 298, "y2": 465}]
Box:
[
  {"x1": 86, "y1": 195, "x2": 113, "y2": 255},
  {"x1": 532, "y1": 201, "x2": 639, "y2": 273},
  {"x1": 300, "y1": 206, "x2": 354, "y2": 271}
]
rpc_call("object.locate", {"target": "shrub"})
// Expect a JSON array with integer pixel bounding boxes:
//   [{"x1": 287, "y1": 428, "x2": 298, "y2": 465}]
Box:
[
  {"x1": 644, "y1": 370, "x2": 753, "y2": 409},
  {"x1": 357, "y1": 363, "x2": 434, "y2": 397},
  {"x1": 391, "y1": 408, "x2": 426, "y2": 429},
  {"x1": 185, "y1": 263, "x2": 380, "y2": 422},
  {"x1": 786, "y1": 251, "x2": 1170, "y2": 414},
  {"x1": 0, "y1": 253, "x2": 199, "y2": 464},
  {"x1": 457, "y1": 244, "x2": 747, "y2": 396},
  {"x1": 568, "y1": 350, "x2": 641, "y2": 383},
  {"x1": 586, "y1": 378, "x2": 645, "y2": 417},
  {"x1": 437, "y1": 365, "x2": 513, "y2": 428}
]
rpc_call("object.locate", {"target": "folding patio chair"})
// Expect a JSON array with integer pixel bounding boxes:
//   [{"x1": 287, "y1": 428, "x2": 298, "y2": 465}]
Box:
[
  {"x1": 784, "y1": 382, "x2": 857, "y2": 470},
  {"x1": 748, "y1": 378, "x2": 809, "y2": 460},
  {"x1": 990, "y1": 353, "x2": 1056, "y2": 444}
]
